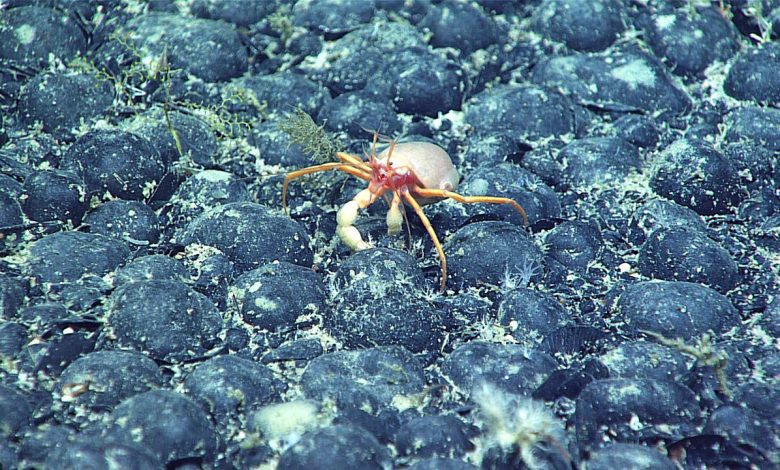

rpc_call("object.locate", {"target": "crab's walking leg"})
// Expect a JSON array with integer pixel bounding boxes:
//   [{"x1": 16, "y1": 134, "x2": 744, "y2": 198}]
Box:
[
  {"x1": 336, "y1": 152, "x2": 372, "y2": 172},
  {"x1": 402, "y1": 192, "x2": 448, "y2": 292},
  {"x1": 414, "y1": 188, "x2": 530, "y2": 227},
  {"x1": 282, "y1": 163, "x2": 371, "y2": 213},
  {"x1": 337, "y1": 187, "x2": 383, "y2": 251}
]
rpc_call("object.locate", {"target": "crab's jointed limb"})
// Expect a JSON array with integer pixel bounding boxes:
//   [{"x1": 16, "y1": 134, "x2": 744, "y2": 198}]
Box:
[
  {"x1": 414, "y1": 188, "x2": 529, "y2": 226},
  {"x1": 336, "y1": 187, "x2": 380, "y2": 251}
]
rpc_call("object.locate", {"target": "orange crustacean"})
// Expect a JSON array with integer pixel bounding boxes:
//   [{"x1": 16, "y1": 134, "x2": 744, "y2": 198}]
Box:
[{"x1": 282, "y1": 132, "x2": 529, "y2": 292}]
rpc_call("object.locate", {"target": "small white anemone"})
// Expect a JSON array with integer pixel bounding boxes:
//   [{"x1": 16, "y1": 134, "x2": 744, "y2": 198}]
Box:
[{"x1": 472, "y1": 382, "x2": 570, "y2": 470}]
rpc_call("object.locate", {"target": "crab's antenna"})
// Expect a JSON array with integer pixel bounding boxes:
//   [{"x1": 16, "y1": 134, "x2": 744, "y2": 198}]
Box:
[
  {"x1": 359, "y1": 125, "x2": 389, "y2": 140},
  {"x1": 386, "y1": 138, "x2": 398, "y2": 166},
  {"x1": 376, "y1": 132, "x2": 396, "y2": 143},
  {"x1": 370, "y1": 130, "x2": 379, "y2": 162}
]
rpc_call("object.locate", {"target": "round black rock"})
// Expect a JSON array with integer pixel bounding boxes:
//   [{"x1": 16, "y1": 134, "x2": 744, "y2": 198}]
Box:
[
  {"x1": 441, "y1": 342, "x2": 558, "y2": 395},
  {"x1": 444, "y1": 221, "x2": 542, "y2": 290},
  {"x1": 318, "y1": 91, "x2": 402, "y2": 138},
  {"x1": 107, "y1": 279, "x2": 224, "y2": 362},
  {"x1": 0, "y1": 6, "x2": 86, "y2": 68},
  {"x1": 626, "y1": 199, "x2": 709, "y2": 246},
  {"x1": 406, "y1": 458, "x2": 479, "y2": 470},
  {"x1": 724, "y1": 42, "x2": 780, "y2": 105},
  {"x1": 598, "y1": 340, "x2": 690, "y2": 383},
  {"x1": 464, "y1": 84, "x2": 580, "y2": 143},
  {"x1": 21, "y1": 170, "x2": 88, "y2": 225},
  {"x1": 230, "y1": 262, "x2": 327, "y2": 332},
  {"x1": 556, "y1": 137, "x2": 642, "y2": 186},
  {"x1": 164, "y1": 170, "x2": 252, "y2": 232},
  {"x1": 611, "y1": 114, "x2": 659, "y2": 149},
  {"x1": 649, "y1": 139, "x2": 744, "y2": 216},
  {"x1": 16, "y1": 302, "x2": 67, "y2": 329},
  {"x1": 759, "y1": 295, "x2": 780, "y2": 337},
  {"x1": 191, "y1": 0, "x2": 274, "y2": 27},
  {"x1": 84, "y1": 200, "x2": 160, "y2": 245},
  {"x1": 531, "y1": 45, "x2": 691, "y2": 115},
  {"x1": 531, "y1": 0, "x2": 625, "y2": 52},
  {"x1": 26, "y1": 231, "x2": 132, "y2": 285},
  {"x1": 703, "y1": 405, "x2": 777, "y2": 458},
  {"x1": 261, "y1": 338, "x2": 323, "y2": 363},
  {"x1": 278, "y1": 424, "x2": 391, "y2": 470},
  {"x1": 238, "y1": 71, "x2": 331, "y2": 116},
  {"x1": 44, "y1": 439, "x2": 161, "y2": 470},
  {"x1": 615, "y1": 280, "x2": 741, "y2": 339},
  {"x1": 637, "y1": 226, "x2": 740, "y2": 292},
  {"x1": 250, "y1": 122, "x2": 313, "y2": 167},
  {"x1": 176, "y1": 202, "x2": 313, "y2": 275},
  {"x1": 393, "y1": 415, "x2": 475, "y2": 459},
  {"x1": 334, "y1": 247, "x2": 425, "y2": 303},
  {"x1": 498, "y1": 288, "x2": 572, "y2": 345},
  {"x1": 381, "y1": 47, "x2": 464, "y2": 116},
  {"x1": 107, "y1": 389, "x2": 220, "y2": 466},
  {"x1": 187, "y1": 252, "x2": 234, "y2": 309},
  {"x1": 723, "y1": 141, "x2": 775, "y2": 190},
  {"x1": 113, "y1": 254, "x2": 189, "y2": 287},
  {"x1": 0, "y1": 384, "x2": 31, "y2": 439},
  {"x1": 544, "y1": 220, "x2": 604, "y2": 272},
  {"x1": 326, "y1": 294, "x2": 444, "y2": 354},
  {"x1": 0, "y1": 192, "x2": 24, "y2": 254},
  {"x1": 124, "y1": 108, "x2": 218, "y2": 167},
  {"x1": 61, "y1": 130, "x2": 169, "y2": 200},
  {"x1": 125, "y1": 12, "x2": 248, "y2": 82},
  {"x1": 733, "y1": 381, "x2": 780, "y2": 428},
  {"x1": 645, "y1": 5, "x2": 739, "y2": 77},
  {"x1": 16, "y1": 424, "x2": 75, "y2": 467},
  {"x1": 723, "y1": 105, "x2": 780, "y2": 152},
  {"x1": 575, "y1": 378, "x2": 703, "y2": 456},
  {"x1": 56, "y1": 350, "x2": 164, "y2": 411},
  {"x1": 318, "y1": 45, "x2": 387, "y2": 95},
  {"x1": 461, "y1": 133, "x2": 523, "y2": 166},
  {"x1": 0, "y1": 321, "x2": 27, "y2": 358},
  {"x1": 301, "y1": 346, "x2": 425, "y2": 409},
  {"x1": 17, "y1": 72, "x2": 113, "y2": 140},
  {"x1": 0, "y1": 274, "x2": 25, "y2": 320},
  {"x1": 420, "y1": 0, "x2": 498, "y2": 54},
  {"x1": 184, "y1": 354, "x2": 285, "y2": 421},
  {"x1": 293, "y1": 0, "x2": 375, "y2": 36}
]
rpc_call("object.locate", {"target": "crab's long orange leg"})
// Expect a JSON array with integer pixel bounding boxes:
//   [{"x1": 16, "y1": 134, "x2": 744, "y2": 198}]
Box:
[
  {"x1": 336, "y1": 152, "x2": 372, "y2": 173},
  {"x1": 413, "y1": 188, "x2": 529, "y2": 227},
  {"x1": 402, "y1": 191, "x2": 448, "y2": 292},
  {"x1": 283, "y1": 163, "x2": 371, "y2": 213}
]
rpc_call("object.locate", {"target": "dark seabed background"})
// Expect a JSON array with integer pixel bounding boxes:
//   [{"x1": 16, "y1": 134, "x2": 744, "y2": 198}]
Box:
[{"x1": 1, "y1": 0, "x2": 779, "y2": 468}]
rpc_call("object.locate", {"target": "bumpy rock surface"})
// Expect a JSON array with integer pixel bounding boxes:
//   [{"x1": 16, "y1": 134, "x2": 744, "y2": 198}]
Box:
[{"x1": 0, "y1": 1, "x2": 778, "y2": 469}]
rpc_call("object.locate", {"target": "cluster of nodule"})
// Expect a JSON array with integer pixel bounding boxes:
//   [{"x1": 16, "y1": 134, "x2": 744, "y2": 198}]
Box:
[{"x1": 2, "y1": 0, "x2": 780, "y2": 469}]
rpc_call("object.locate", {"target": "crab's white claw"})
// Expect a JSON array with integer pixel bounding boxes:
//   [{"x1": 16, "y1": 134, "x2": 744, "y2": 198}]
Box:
[
  {"x1": 386, "y1": 197, "x2": 403, "y2": 236},
  {"x1": 337, "y1": 225, "x2": 371, "y2": 251},
  {"x1": 336, "y1": 190, "x2": 373, "y2": 251},
  {"x1": 336, "y1": 200, "x2": 360, "y2": 227}
]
